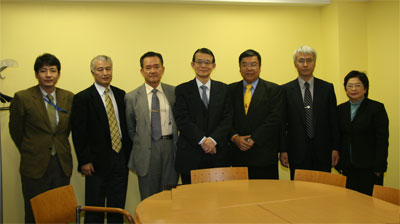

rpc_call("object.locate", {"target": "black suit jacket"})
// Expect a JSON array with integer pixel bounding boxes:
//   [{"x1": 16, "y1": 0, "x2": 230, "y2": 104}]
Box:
[
  {"x1": 71, "y1": 84, "x2": 132, "y2": 174},
  {"x1": 282, "y1": 77, "x2": 340, "y2": 169},
  {"x1": 174, "y1": 79, "x2": 232, "y2": 173},
  {"x1": 337, "y1": 98, "x2": 389, "y2": 172},
  {"x1": 229, "y1": 78, "x2": 285, "y2": 167}
]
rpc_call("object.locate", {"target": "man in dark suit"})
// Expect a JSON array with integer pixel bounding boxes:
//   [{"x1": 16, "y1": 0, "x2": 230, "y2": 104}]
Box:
[
  {"x1": 174, "y1": 48, "x2": 232, "y2": 184},
  {"x1": 9, "y1": 53, "x2": 74, "y2": 223},
  {"x1": 71, "y1": 55, "x2": 131, "y2": 223},
  {"x1": 125, "y1": 52, "x2": 178, "y2": 200},
  {"x1": 281, "y1": 46, "x2": 340, "y2": 180},
  {"x1": 229, "y1": 49, "x2": 285, "y2": 179}
]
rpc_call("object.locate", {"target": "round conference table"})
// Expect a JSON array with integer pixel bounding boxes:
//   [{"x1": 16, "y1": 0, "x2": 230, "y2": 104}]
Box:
[{"x1": 134, "y1": 180, "x2": 399, "y2": 223}]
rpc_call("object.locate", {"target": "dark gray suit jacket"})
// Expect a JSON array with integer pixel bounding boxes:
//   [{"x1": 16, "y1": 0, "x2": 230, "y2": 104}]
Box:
[
  {"x1": 229, "y1": 78, "x2": 285, "y2": 167},
  {"x1": 174, "y1": 79, "x2": 232, "y2": 173},
  {"x1": 282, "y1": 77, "x2": 340, "y2": 170}
]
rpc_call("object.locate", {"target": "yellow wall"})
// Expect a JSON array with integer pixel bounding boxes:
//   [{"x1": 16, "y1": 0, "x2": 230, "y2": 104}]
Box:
[{"x1": 0, "y1": 0, "x2": 398, "y2": 222}]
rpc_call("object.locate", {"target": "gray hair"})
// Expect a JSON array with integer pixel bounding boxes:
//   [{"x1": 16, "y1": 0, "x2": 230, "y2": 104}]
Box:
[
  {"x1": 90, "y1": 55, "x2": 113, "y2": 73},
  {"x1": 293, "y1": 46, "x2": 317, "y2": 61}
]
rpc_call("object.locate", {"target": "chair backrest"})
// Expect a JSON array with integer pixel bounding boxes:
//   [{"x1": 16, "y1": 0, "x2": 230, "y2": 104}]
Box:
[
  {"x1": 373, "y1": 185, "x2": 400, "y2": 206},
  {"x1": 191, "y1": 167, "x2": 248, "y2": 184},
  {"x1": 30, "y1": 185, "x2": 77, "y2": 223},
  {"x1": 294, "y1": 169, "x2": 347, "y2": 188}
]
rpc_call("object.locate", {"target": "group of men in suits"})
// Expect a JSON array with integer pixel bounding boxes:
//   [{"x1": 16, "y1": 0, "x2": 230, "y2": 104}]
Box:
[{"x1": 9, "y1": 45, "x2": 342, "y2": 223}]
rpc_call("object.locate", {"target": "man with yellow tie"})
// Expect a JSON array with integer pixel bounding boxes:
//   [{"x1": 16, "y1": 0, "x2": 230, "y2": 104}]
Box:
[
  {"x1": 229, "y1": 49, "x2": 285, "y2": 179},
  {"x1": 71, "y1": 55, "x2": 132, "y2": 223}
]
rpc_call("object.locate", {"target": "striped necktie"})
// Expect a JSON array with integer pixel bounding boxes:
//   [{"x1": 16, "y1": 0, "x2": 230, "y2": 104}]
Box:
[{"x1": 104, "y1": 88, "x2": 122, "y2": 152}]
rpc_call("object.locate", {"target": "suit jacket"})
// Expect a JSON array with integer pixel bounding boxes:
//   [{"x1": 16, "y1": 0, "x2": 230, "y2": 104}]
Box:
[
  {"x1": 174, "y1": 79, "x2": 232, "y2": 173},
  {"x1": 282, "y1": 77, "x2": 340, "y2": 169},
  {"x1": 229, "y1": 78, "x2": 285, "y2": 167},
  {"x1": 71, "y1": 84, "x2": 132, "y2": 175},
  {"x1": 337, "y1": 98, "x2": 389, "y2": 172},
  {"x1": 9, "y1": 85, "x2": 74, "y2": 179},
  {"x1": 125, "y1": 83, "x2": 178, "y2": 177}
]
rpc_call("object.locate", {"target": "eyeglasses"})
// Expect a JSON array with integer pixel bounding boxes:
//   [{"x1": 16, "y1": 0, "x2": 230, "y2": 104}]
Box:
[
  {"x1": 346, "y1": 83, "x2": 363, "y2": 89},
  {"x1": 296, "y1": 58, "x2": 314, "y2": 64},
  {"x1": 241, "y1": 62, "x2": 258, "y2": 68},
  {"x1": 195, "y1": 60, "x2": 213, "y2": 66}
]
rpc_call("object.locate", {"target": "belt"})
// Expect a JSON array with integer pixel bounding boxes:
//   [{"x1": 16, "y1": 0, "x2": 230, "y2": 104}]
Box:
[{"x1": 161, "y1": 135, "x2": 173, "y2": 140}]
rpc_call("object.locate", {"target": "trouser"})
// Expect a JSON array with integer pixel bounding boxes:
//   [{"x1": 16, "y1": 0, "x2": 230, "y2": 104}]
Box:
[{"x1": 21, "y1": 155, "x2": 70, "y2": 223}]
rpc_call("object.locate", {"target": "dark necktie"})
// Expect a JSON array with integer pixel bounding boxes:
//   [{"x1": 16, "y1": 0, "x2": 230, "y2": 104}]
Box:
[
  {"x1": 46, "y1": 95, "x2": 57, "y2": 155},
  {"x1": 200, "y1": 85, "x2": 208, "y2": 109},
  {"x1": 304, "y1": 82, "x2": 314, "y2": 138},
  {"x1": 151, "y1": 89, "x2": 162, "y2": 140}
]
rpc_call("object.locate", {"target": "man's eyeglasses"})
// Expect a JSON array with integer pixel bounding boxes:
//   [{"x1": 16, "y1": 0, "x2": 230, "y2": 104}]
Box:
[
  {"x1": 195, "y1": 60, "x2": 213, "y2": 66},
  {"x1": 296, "y1": 58, "x2": 314, "y2": 64}
]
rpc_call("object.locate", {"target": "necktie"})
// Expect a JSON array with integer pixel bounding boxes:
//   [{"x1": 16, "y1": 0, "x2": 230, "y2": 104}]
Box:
[
  {"x1": 46, "y1": 95, "x2": 57, "y2": 155},
  {"x1": 200, "y1": 85, "x2": 208, "y2": 109},
  {"x1": 304, "y1": 82, "x2": 314, "y2": 138},
  {"x1": 104, "y1": 89, "x2": 122, "y2": 153},
  {"x1": 151, "y1": 89, "x2": 162, "y2": 140},
  {"x1": 244, "y1": 84, "x2": 252, "y2": 115}
]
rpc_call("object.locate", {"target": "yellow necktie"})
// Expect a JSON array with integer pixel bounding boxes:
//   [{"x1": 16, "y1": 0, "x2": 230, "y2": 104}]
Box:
[
  {"x1": 244, "y1": 84, "x2": 252, "y2": 115},
  {"x1": 104, "y1": 89, "x2": 122, "y2": 153}
]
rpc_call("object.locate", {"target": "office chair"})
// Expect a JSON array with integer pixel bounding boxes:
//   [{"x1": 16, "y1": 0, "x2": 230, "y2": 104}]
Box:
[
  {"x1": 294, "y1": 169, "x2": 347, "y2": 188},
  {"x1": 373, "y1": 184, "x2": 400, "y2": 206},
  {"x1": 191, "y1": 167, "x2": 248, "y2": 184},
  {"x1": 30, "y1": 185, "x2": 134, "y2": 223}
]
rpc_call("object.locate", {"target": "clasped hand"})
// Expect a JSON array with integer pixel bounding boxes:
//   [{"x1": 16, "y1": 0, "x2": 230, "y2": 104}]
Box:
[{"x1": 201, "y1": 137, "x2": 216, "y2": 154}]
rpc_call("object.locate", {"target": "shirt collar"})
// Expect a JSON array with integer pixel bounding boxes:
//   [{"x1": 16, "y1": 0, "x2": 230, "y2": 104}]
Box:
[
  {"x1": 196, "y1": 78, "x2": 211, "y2": 89},
  {"x1": 39, "y1": 86, "x2": 56, "y2": 98},
  {"x1": 243, "y1": 78, "x2": 259, "y2": 89},
  {"x1": 94, "y1": 82, "x2": 111, "y2": 96},
  {"x1": 350, "y1": 97, "x2": 365, "y2": 105},
  {"x1": 145, "y1": 83, "x2": 163, "y2": 95},
  {"x1": 298, "y1": 76, "x2": 314, "y2": 88}
]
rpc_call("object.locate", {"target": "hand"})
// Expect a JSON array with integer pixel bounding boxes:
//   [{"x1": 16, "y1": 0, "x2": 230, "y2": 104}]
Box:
[
  {"x1": 331, "y1": 150, "x2": 340, "y2": 167},
  {"x1": 232, "y1": 135, "x2": 254, "y2": 151},
  {"x1": 280, "y1": 152, "x2": 289, "y2": 168},
  {"x1": 81, "y1": 163, "x2": 95, "y2": 176},
  {"x1": 201, "y1": 138, "x2": 216, "y2": 154}
]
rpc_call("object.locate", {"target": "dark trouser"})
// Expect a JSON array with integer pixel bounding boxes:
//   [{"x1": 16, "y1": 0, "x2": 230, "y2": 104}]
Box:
[
  {"x1": 247, "y1": 164, "x2": 279, "y2": 179},
  {"x1": 21, "y1": 155, "x2": 70, "y2": 223},
  {"x1": 344, "y1": 166, "x2": 384, "y2": 196},
  {"x1": 84, "y1": 151, "x2": 128, "y2": 224},
  {"x1": 290, "y1": 137, "x2": 332, "y2": 180}
]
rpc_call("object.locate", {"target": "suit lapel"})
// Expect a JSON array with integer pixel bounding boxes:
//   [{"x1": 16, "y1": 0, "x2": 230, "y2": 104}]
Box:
[
  {"x1": 189, "y1": 79, "x2": 206, "y2": 111},
  {"x1": 289, "y1": 79, "x2": 305, "y2": 121},
  {"x1": 352, "y1": 98, "x2": 368, "y2": 123},
  {"x1": 32, "y1": 86, "x2": 52, "y2": 131},
  {"x1": 247, "y1": 79, "x2": 268, "y2": 117},
  {"x1": 137, "y1": 84, "x2": 151, "y2": 133},
  {"x1": 89, "y1": 85, "x2": 109, "y2": 127},
  {"x1": 55, "y1": 88, "x2": 68, "y2": 131},
  {"x1": 312, "y1": 78, "x2": 323, "y2": 125}
]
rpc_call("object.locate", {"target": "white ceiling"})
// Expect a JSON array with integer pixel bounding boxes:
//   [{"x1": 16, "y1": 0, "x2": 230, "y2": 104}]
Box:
[{"x1": 3, "y1": 0, "x2": 332, "y2": 5}]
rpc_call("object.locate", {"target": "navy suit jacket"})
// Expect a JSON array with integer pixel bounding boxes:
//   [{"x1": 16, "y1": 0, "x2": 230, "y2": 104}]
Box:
[
  {"x1": 337, "y1": 98, "x2": 389, "y2": 172},
  {"x1": 282, "y1": 77, "x2": 340, "y2": 169},
  {"x1": 71, "y1": 84, "x2": 132, "y2": 174},
  {"x1": 174, "y1": 79, "x2": 232, "y2": 173}
]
